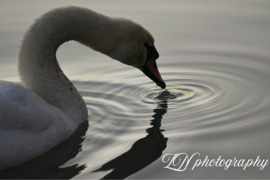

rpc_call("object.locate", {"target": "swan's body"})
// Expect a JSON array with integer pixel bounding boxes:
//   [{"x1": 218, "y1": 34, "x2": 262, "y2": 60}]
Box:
[{"x1": 0, "y1": 6, "x2": 165, "y2": 170}]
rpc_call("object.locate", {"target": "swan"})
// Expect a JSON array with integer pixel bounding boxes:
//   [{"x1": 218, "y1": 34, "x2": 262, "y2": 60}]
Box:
[{"x1": 0, "y1": 6, "x2": 165, "y2": 170}]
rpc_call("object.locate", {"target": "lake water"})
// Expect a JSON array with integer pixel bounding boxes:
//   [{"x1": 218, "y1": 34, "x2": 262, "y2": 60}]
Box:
[{"x1": 1, "y1": 0, "x2": 270, "y2": 179}]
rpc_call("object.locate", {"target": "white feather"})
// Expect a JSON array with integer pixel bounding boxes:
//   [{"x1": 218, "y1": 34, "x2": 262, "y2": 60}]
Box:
[
  {"x1": 0, "y1": 6, "x2": 155, "y2": 170},
  {"x1": 0, "y1": 81, "x2": 75, "y2": 169}
]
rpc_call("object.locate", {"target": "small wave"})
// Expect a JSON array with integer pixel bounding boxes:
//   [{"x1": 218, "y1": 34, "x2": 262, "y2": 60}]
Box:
[{"x1": 141, "y1": 86, "x2": 197, "y2": 105}]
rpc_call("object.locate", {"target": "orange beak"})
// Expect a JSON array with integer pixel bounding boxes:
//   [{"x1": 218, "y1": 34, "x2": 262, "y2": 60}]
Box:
[{"x1": 142, "y1": 57, "x2": 166, "y2": 89}]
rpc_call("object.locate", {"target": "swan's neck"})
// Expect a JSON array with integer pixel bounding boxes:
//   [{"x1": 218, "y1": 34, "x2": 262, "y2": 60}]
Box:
[{"x1": 18, "y1": 7, "x2": 118, "y2": 123}]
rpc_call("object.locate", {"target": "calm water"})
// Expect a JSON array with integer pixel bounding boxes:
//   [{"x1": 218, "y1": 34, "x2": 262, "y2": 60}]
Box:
[{"x1": 1, "y1": 0, "x2": 270, "y2": 179}]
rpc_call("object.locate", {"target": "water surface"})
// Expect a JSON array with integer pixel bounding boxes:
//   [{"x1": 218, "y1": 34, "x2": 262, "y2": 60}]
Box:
[{"x1": 0, "y1": 0, "x2": 270, "y2": 179}]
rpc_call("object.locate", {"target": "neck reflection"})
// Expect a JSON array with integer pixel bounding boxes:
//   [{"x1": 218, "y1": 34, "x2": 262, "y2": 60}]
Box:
[{"x1": 94, "y1": 91, "x2": 169, "y2": 179}]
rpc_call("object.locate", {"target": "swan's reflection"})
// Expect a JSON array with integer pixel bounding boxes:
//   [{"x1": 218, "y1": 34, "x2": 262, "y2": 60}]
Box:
[
  {"x1": 94, "y1": 91, "x2": 169, "y2": 179},
  {"x1": 0, "y1": 121, "x2": 88, "y2": 179}
]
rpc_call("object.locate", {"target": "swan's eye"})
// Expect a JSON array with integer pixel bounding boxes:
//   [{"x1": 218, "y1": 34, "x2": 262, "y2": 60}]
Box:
[{"x1": 144, "y1": 42, "x2": 159, "y2": 61}]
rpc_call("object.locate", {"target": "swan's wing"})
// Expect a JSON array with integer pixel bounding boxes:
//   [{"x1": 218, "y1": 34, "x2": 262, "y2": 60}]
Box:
[
  {"x1": 0, "y1": 81, "x2": 76, "y2": 170},
  {"x1": 0, "y1": 81, "x2": 76, "y2": 132}
]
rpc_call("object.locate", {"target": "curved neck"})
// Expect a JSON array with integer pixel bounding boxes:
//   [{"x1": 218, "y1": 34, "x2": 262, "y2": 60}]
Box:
[{"x1": 18, "y1": 7, "x2": 117, "y2": 122}]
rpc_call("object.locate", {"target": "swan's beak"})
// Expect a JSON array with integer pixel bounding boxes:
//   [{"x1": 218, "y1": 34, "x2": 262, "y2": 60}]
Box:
[{"x1": 142, "y1": 57, "x2": 166, "y2": 89}]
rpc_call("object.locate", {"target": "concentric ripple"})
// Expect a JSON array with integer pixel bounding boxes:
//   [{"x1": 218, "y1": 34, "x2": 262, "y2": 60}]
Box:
[
  {"x1": 74, "y1": 52, "x2": 270, "y2": 139},
  {"x1": 151, "y1": 54, "x2": 270, "y2": 139},
  {"x1": 67, "y1": 51, "x2": 270, "y2": 179},
  {"x1": 141, "y1": 86, "x2": 197, "y2": 105}
]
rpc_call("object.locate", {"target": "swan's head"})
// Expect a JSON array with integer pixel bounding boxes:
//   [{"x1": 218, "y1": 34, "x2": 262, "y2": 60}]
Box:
[
  {"x1": 76, "y1": 9, "x2": 166, "y2": 89},
  {"x1": 107, "y1": 18, "x2": 166, "y2": 89}
]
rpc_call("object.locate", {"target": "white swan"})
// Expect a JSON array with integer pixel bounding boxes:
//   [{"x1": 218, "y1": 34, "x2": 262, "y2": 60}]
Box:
[{"x1": 0, "y1": 6, "x2": 165, "y2": 170}]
